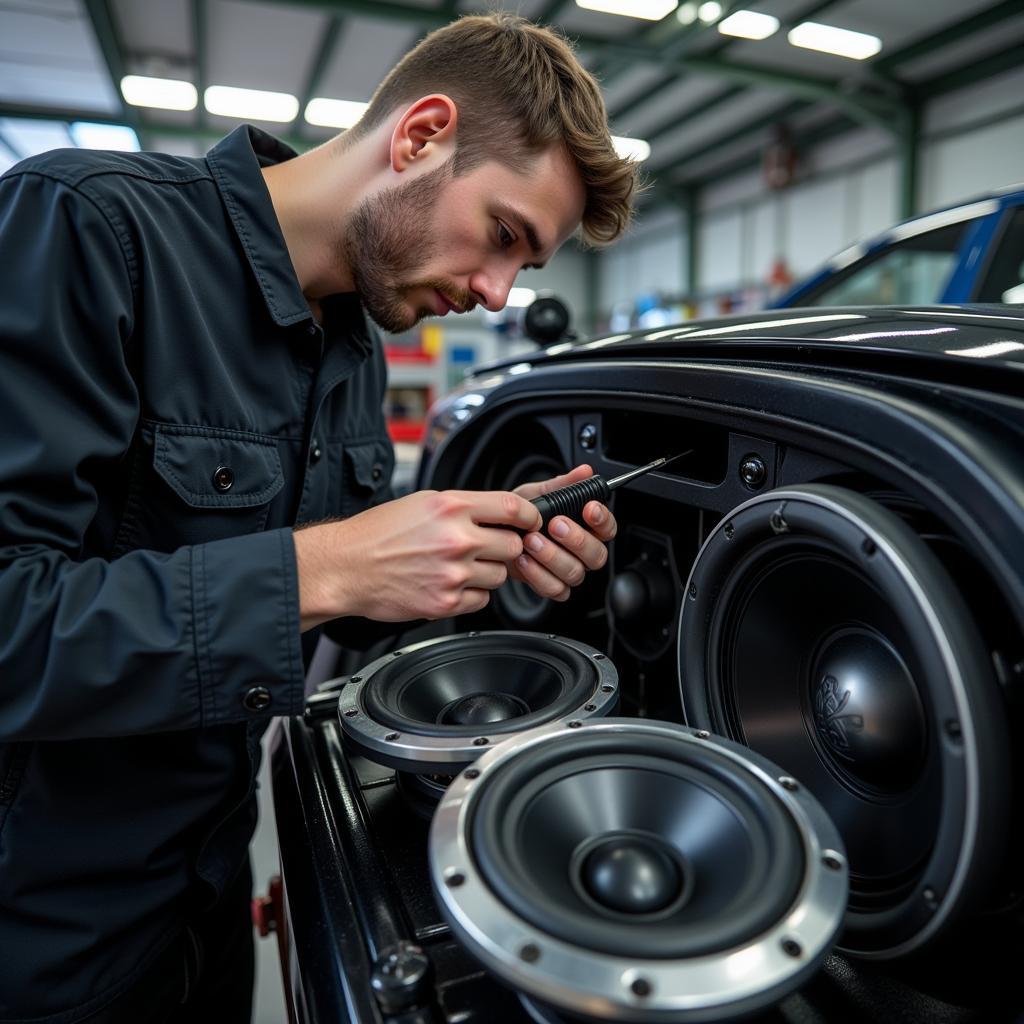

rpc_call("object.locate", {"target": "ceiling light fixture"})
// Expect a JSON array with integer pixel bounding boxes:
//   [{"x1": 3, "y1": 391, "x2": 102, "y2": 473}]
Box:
[
  {"x1": 575, "y1": 0, "x2": 679, "y2": 20},
  {"x1": 204, "y1": 86, "x2": 299, "y2": 123},
  {"x1": 611, "y1": 135, "x2": 652, "y2": 162},
  {"x1": 718, "y1": 10, "x2": 779, "y2": 40},
  {"x1": 304, "y1": 98, "x2": 369, "y2": 129},
  {"x1": 676, "y1": 2, "x2": 698, "y2": 25},
  {"x1": 787, "y1": 21, "x2": 882, "y2": 60},
  {"x1": 120, "y1": 75, "x2": 197, "y2": 111},
  {"x1": 698, "y1": 2, "x2": 722, "y2": 23},
  {"x1": 69, "y1": 122, "x2": 140, "y2": 151}
]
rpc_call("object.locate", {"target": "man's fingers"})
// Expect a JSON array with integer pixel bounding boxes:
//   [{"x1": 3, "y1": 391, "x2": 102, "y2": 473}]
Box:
[
  {"x1": 460, "y1": 490, "x2": 542, "y2": 531},
  {"x1": 514, "y1": 464, "x2": 593, "y2": 501},
  {"x1": 583, "y1": 500, "x2": 617, "y2": 542},
  {"x1": 512, "y1": 550, "x2": 572, "y2": 602}
]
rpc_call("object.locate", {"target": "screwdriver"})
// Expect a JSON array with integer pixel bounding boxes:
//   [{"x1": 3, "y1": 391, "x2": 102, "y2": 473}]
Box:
[{"x1": 530, "y1": 451, "x2": 692, "y2": 530}]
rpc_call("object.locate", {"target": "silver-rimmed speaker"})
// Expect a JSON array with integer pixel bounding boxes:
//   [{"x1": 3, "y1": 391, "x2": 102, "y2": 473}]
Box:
[
  {"x1": 338, "y1": 631, "x2": 619, "y2": 776},
  {"x1": 679, "y1": 484, "x2": 1011, "y2": 960},
  {"x1": 429, "y1": 718, "x2": 848, "y2": 1022}
]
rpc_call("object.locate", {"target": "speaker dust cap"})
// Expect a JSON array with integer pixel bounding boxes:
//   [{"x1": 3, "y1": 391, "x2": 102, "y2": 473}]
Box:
[
  {"x1": 338, "y1": 631, "x2": 618, "y2": 774},
  {"x1": 429, "y1": 719, "x2": 848, "y2": 1023}
]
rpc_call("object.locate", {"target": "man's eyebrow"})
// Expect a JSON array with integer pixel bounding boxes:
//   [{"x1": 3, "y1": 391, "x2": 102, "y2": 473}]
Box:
[{"x1": 496, "y1": 202, "x2": 547, "y2": 267}]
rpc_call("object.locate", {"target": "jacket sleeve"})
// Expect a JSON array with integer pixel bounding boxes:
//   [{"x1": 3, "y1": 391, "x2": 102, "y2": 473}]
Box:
[{"x1": 0, "y1": 169, "x2": 306, "y2": 742}]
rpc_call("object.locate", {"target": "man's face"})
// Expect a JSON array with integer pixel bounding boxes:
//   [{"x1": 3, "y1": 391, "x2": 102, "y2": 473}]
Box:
[{"x1": 346, "y1": 145, "x2": 586, "y2": 333}]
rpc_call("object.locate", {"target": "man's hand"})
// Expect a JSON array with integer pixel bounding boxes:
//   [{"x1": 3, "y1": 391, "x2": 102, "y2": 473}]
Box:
[
  {"x1": 509, "y1": 464, "x2": 617, "y2": 602},
  {"x1": 293, "y1": 489, "x2": 542, "y2": 630}
]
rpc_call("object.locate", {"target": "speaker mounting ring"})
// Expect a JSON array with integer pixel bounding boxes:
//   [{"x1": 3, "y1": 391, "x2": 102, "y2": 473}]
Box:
[{"x1": 430, "y1": 718, "x2": 847, "y2": 1022}]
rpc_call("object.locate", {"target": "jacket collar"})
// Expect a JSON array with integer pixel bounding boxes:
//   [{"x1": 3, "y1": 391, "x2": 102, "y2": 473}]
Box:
[{"x1": 206, "y1": 124, "x2": 317, "y2": 329}]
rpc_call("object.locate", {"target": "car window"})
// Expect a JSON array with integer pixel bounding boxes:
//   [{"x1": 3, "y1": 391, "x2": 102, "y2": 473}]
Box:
[
  {"x1": 975, "y1": 207, "x2": 1024, "y2": 303},
  {"x1": 802, "y1": 222, "x2": 969, "y2": 306}
]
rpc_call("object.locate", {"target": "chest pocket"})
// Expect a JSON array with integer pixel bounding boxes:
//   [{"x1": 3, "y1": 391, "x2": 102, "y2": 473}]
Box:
[
  {"x1": 115, "y1": 424, "x2": 286, "y2": 555},
  {"x1": 341, "y1": 436, "x2": 396, "y2": 517}
]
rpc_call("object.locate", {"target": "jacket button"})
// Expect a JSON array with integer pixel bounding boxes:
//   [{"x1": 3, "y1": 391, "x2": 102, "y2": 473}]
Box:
[
  {"x1": 309, "y1": 439, "x2": 322, "y2": 464},
  {"x1": 372, "y1": 464, "x2": 383, "y2": 482},
  {"x1": 242, "y1": 686, "x2": 272, "y2": 712},
  {"x1": 213, "y1": 466, "x2": 234, "y2": 492}
]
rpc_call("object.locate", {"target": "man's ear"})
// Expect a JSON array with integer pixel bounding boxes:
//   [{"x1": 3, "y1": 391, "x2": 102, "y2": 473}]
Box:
[{"x1": 390, "y1": 94, "x2": 457, "y2": 172}]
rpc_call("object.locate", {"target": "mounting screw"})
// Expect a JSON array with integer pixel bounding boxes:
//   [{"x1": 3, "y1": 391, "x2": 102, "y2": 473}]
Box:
[
  {"x1": 520, "y1": 943, "x2": 541, "y2": 963},
  {"x1": 739, "y1": 455, "x2": 767, "y2": 490},
  {"x1": 578, "y1": 423, "x2": 598, "y2": 450},
  {"x1": 464, "y1": 768, "x2": 480, "y2": 779},
  {"x1": 688, "y1": 582, "x2": 697, "y2": 599},
  {"x1": 568, "y1": 720, "x2": 583, "y2": 729},
  {"x1": 779, "y1": 776, "x2": 799, "y2": 791},
  {"x1": 724, "y1": 522, "x2": 734, "y2": 539},
  {"x1": 630, "y1": 977, "x2": 652, "y2": 998},
  {"x1": 781, "y1": 938, "x2": 802, "y2": 958},
  {"x1": 473, "y1": 737, "x2": 489, "y2": 746},
  {"x1": 370, "y1": 943, "x2": 431, "y2": 1014}
]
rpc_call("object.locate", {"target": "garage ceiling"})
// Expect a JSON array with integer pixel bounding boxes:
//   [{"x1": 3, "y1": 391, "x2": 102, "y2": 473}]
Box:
[{"x1": 1, "y1": 0, "x2": 1022, "y2": 203}]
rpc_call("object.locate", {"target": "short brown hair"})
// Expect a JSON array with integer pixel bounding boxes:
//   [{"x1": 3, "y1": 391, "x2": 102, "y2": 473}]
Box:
[{"x1": 346, "y1": 13, "x2": 638, "y2": 246}]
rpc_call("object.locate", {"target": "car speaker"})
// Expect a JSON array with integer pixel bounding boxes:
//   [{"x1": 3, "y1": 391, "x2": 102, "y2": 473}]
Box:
[
  {"x1": 678, "y1": 484, "x2": 1011, "y2": 960},
  {"x1": 430, "y1": 718, "x2": 848, "y2": 1022},
  {"x1": 338, "y1": 631, "x2": 618, "y2": 776}
]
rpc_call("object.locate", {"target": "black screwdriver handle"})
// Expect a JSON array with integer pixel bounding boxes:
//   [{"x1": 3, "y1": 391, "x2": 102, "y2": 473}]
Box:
[{"x1": 531, "y1": 476, "x2": 611, "y2": 530}]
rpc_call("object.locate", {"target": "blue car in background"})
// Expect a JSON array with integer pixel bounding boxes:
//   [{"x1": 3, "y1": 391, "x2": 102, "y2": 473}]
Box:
[{"x1": 777, "y1": 184, "x2": 1024, "y2": 307}]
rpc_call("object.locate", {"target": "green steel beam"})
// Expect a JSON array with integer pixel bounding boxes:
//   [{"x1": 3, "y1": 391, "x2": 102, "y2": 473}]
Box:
[
  {"x1": 874, "y1": 0, "x2": 1024, "y2": 74},
  {"x1": 81, "y1": 0, "x2": 142, "y2": 140},
  {"x1": 192, "y1": 0, "x2": 207, "y2": 130},
  {"x1": 897, "y1": 104, "x2": 920, "y2": 219},
  {"x1": 924, "y1": 40, "x2": 1024, "y2": 97},
  {"x1": 608, "y1": 0, "x2": 845, "y2": 123},
  {"x1": 639, "y1": 84, "x2": 746, "y2": 144},
  {"x1": 297, "y1": 15, "x2": 346, "y2": 136},
  {"x1": 652, "y1": 97, "x2": 808, "y2": 182}
]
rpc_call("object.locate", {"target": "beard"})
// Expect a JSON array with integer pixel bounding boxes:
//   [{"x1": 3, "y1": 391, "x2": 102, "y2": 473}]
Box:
[{"x1": 344, "y1": 158, "x2": 474, "y2": 333}]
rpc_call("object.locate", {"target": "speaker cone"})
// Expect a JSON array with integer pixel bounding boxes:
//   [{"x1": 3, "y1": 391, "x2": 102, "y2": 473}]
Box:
[
  {"x1": 338, "y1": 631, "x2": 618, "y2": 774},
  {"x1": 430, "y1": 718, "x2": 847, "y2": 1022},
  {"x1": 678, "y1": 484, "x2": 1010, "y2": 958}
]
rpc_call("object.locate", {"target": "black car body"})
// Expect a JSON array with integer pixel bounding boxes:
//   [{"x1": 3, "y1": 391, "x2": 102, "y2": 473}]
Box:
[{"x1": 270, "y1": 306, "x2": 1023, "y2": 1023}]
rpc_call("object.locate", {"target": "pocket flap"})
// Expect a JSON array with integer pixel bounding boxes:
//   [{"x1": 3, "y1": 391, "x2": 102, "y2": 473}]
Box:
[
  {"x1": 153, "y1": 425, "x2": 285, "y2": 509},
  {"x1": 345, "y1": 438, "x2": 394, "y2": 491}
]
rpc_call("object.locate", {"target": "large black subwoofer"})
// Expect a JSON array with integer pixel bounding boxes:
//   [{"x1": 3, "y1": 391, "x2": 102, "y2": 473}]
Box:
[
  {"x1": 678, "y1": 484, "x2": 1011, "y2": 959},
  {"x1": 429, "y1": 718, "x2": 848, "y2": 1022},
  {"x1": 338, "y1": 631, "x2": 618, "y2": 775}
]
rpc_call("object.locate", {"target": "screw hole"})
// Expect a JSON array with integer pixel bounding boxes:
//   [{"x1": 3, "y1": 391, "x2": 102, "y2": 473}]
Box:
[
  {"x1": 445, "y1": 871, "x2": 465, "y2": 888},
  {"x1": 464, "y1": 768, "x2": 480, "y2": 779},
  {"x1": 630, "y1": 978, "x2": 652, "y2": 998},
  {"x1": 519, "y1": 943, "x2": 540, "y2": 963},
  {"x1": 568, "y1": 720, "x2": 582, "y2": 729},
  {"x1": 823, "y1": 852, "x2": 843, "y2": 870},
  {"x1": 782, "y1": 939, "x2": 802, "y2": 958},
  {"x1": 343, "y1": 709, "x2": 358, "y2": 718},
  {"x1": 780, "y1": 776, "x2": 798, "y2": 791},
  {"x1": 385, "y1": 732, "x2": 400, "y2": 742},
  {"x1": 862, "y1": 538, "x2": 877, "y2": 557},
  {"x1": 473, "y1": 737, "x2": 489, "y2": 747}
]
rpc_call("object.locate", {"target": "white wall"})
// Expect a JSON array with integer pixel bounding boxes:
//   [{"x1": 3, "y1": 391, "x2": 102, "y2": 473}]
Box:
[{"x1": 593, "y1": 63, "x2": 1024, "y2": 319}]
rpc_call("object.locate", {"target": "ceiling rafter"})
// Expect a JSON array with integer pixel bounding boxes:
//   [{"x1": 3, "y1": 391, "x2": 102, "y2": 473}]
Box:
[
  {"x1": 82, "y1": 0, "x2": 143, "y2": 139},
  {"x1": 297, "y1": 13, "x2": 347, "y2": 137},
  {"x1": 192, "y1": 0, "x2": 207, "y2": 130}
]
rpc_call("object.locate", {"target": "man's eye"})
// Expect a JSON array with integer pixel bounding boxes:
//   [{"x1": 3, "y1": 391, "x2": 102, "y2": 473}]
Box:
[{"x1": 497, "y1": 222, "x2": 514, "y2": 247}]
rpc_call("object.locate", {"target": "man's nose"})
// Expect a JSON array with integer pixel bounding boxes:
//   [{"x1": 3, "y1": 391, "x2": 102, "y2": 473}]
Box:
[{"x1": 469, "y1": 266, "x2": 517, "y2": 312}]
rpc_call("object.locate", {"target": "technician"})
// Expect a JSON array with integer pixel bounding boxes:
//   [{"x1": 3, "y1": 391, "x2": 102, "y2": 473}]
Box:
[{"x1": 0, "y1": 13, "x2": 637, "y2": 1023}]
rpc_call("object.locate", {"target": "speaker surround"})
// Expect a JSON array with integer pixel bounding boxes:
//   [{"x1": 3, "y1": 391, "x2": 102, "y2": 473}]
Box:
[
  {"x1": 679, "y1": 484, "x2": 1010, "y2": 959},
  {"x1": 429, "y1": 718, "x2": 848, "y2": 1022},
  {"x1": 338, "y1": 631, "x2": 618, "y2": 774}
]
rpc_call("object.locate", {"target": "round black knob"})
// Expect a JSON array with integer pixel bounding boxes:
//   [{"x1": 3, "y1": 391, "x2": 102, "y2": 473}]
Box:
[
  {"x1": 581, "y1": 836, "x2": 682, "y2": 914},
  {"x1": 739, "y1": 455, "x2": 767, "y2": 489}
]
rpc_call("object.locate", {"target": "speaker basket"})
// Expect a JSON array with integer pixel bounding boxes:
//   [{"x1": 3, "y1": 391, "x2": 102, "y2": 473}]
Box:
[
  {"x1": 679, "y1": 484, "x2": 1010, "y2": 959},
  {"x1": 429, "y1": 718, "x2": 847, "y2": 1023},
  {"x1": 338, "y1": 631, "x2": 618, "y2": 774}
]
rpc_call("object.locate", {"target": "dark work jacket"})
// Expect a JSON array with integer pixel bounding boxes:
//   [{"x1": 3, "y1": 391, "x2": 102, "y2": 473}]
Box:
[{"x1": 0, "y1": 125, "x2": 395, "y2": 1021}]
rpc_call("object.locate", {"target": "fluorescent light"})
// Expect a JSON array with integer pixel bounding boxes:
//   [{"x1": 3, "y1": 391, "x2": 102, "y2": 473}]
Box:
[
  {"x1": 788, "y1": 21, "x2": 882, "y2": 60},
  {"x1": 698, "y1": 2, "x2": 722, "y2": 23},
  {"x1": 69, "y1": 122, "x2": 140, "y2": 151},
  {"x1": 304, "y1": 98, "x2": 368, "y2": 129},
  {"x1": 718, "y1": 10, "x2": 779, "y2": 39},
  {"x1": 507, "y1": 288, "x2": 537, "y2": 308},
  {"x1": 612, "y1": 135, "x2": 651, "y2": 162},
  {"x1": 676, "y1": 2, "x2": 698, "y2": 24},
  {"x1": 204, "y1": 86, "x2": 299, "y2": 123},
  {"x1": 575, "y1": 0, "x2": 678, "y2": 20},
  {"x1": 120, "y1": 75, "x2": 197, "y2": 111}
]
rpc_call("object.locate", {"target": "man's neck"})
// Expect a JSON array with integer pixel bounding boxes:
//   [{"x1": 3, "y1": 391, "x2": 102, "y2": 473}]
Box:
[{"x1": 261, "y1": 135, "x2": 378, "y2": 303}]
